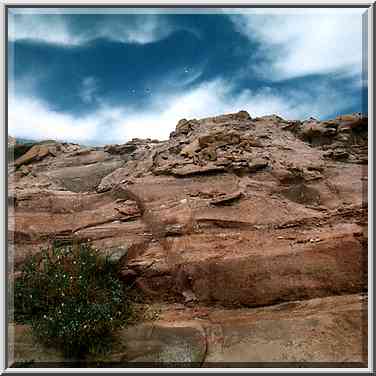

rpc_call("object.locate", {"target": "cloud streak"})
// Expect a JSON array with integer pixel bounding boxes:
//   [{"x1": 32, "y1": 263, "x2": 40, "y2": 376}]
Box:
[
  {"x1": 230, "y1": 9, "x2": 365, "y2": 81},
  {"x1": 9, "y1": 79, "x2": 353, "y2": 145},
  {"x1": 79, "y1": 77, "x2": 99, "y2": 104},
  {"x1": 8, "y1": 12, "x2": 174, "y2": 46}
]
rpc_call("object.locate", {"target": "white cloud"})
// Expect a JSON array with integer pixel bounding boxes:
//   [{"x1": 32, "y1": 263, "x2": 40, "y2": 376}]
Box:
[
  {"x1": 230, "y1": 9, "x2": 365, "y2": 80},
  {"x1": 8, "y1": 14, "x2": 79, "y2": 46},
  {"x1": 9, "y1": 79, "x2": 352, "y2": 145},
  {"x1": 95, "y1": 15, "x2": 173, "y2": 44},
  {"x1": 8, "y1": 95, "x2": 99, "y2": 143},
  {"x1": 79, "y1": 77, "x2": 99, "y2": 104},
  {"x1": 8, "y1": 13, "x2": 173, "y2": 46}
]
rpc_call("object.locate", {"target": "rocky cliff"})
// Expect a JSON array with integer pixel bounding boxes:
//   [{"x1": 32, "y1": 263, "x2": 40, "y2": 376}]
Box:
[{"x1": 8, "y1": 111, "x2": 368, "y2": 366}]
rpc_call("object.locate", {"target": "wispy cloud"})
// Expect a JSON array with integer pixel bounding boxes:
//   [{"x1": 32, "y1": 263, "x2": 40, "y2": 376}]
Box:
[
  {"x1": 8, "y1": 12, "x2": 174, "y2": 46},
  {"x1": 8, "y1": 95, "x2": 99, "y2": 144},
  {"x1": 8, "y1": 14, "x2": 79, "y2": 46},
  {"x1": 79, "y1": 77, "x2": 99, "y2": 104},
  {"x1": 229, "y1": 9, "x2": 365, "y2": 81},
  {"x1": 9, "y1": 79, "x2": 352, "y2": 145}
]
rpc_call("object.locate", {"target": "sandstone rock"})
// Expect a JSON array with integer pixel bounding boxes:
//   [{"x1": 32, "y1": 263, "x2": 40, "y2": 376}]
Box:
[
  {"x1": 198, "y1": 130, "x2": 241, "y2": 148},
  {"x1": 171, "y1": 164, "x2": 226, "y2": 177},
  {"x1": 203, "y1": 293, "x2": 367, "y2": 364},
  {"x1": 9, "y1": 143, "x2": 35, "y2": 162},
  {"x1": 175, "y1": 119, "x2": 196, "y2": 135},
  {"x1": 102, "y1": 246, "x2": 128, "y2": 264},
  {"x1": 10, "y1": 324, "x2": 75, "y2": 366},
  {"x1": 9, "y1": 111, "x2": 367, "y2": 365},
  {"x1": 180, "y1": 140, "x2": 201, "y2": 158},
  {"x1": 131, "y1": 222, "x2": 366, "y2": 307},
  {"x1": 324, "y1": 150, "x2": 350, "y2": 161},
  {"x1": 91, "y1": 321, "x2": 207, "y2": 365},
  {"x1": 14, "y1": 144, "x2": 52, "y2": 167},
  {"x1": 247, "y1": 160, "x2": 269, "y2": 173},
  {"x1": 199, "y1": 147, "x2": 217, "y2": 161},
  {"x1": 8, "y1": 113, "x2": 368, "y2": 358},
  {"x1": 43, "y1": 160, "x2": 124, "y2": 192},
  {"x1": 97, "y1": 168, "x2": 130, "y2": 192},
  {"x1": 104, "y1": 143, "x2": 138, "y2": 155},
  {"x1": 234, "y1": 110, "x2": 251, "y2": 121},
  {"x1": 115, "y1": 200, "x2": 141, "y2": 219},
  {"x1": 11, "y1": 293, "x2": 366, "y2": 366},
  {"x1": 18, "y1": 165, "x2": 32, "y2": 176},
  {"x1": 210, "y1": 191, "x2": 243, "y2": 205}
]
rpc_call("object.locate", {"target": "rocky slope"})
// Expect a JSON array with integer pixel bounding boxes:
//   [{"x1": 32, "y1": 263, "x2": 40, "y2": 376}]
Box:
[{"x1": 8, "y1": 111, "x2": 368, "y2": 366}]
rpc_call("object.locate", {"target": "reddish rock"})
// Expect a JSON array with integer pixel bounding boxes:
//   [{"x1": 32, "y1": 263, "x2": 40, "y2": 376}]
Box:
[{"x1": 9, "y1": 111, "x2": 367, "y2": 364}]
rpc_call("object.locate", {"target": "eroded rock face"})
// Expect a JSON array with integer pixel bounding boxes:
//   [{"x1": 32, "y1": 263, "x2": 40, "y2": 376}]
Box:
[
  {"x1": 9, "y1": 111, "x2": 368, "y2": 297},
  {"x1": 10, "y1": 294, "x2": 367, "y2": 366},
  {"x1": 9, "y1": 111, "x2": 367, "y2": 365}
]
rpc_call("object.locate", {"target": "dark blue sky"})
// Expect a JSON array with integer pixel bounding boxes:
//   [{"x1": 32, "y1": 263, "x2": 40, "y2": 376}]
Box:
[{"x1": 8, "y1": 8, "x2": 367, "y2": 144}]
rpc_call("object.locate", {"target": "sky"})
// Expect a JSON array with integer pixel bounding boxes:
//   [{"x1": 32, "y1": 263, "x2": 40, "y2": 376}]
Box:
[{"x1": 8, "y1": 8, "x2": 368, "y2": 145}]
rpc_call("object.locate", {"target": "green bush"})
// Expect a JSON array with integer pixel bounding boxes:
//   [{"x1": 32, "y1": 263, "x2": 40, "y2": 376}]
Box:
[{"x1": 14, "y1": 243, "x2": 132, "y2": 357}]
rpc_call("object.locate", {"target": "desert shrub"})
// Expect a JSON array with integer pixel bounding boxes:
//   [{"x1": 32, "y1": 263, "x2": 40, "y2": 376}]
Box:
[{"x1": 14, "y1": 243, "x2": 132, "y2": 357}]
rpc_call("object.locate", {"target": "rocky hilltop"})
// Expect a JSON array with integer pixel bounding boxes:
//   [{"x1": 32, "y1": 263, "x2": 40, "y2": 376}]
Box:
[{"x1": 9, "y1": 111, "x2": 368, "y2": 365}]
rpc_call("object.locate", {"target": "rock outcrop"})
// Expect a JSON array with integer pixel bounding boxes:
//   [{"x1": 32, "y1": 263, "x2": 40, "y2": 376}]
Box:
[
  {"x1": 8, "y1": 111, "x2": 368, "y2": 366},
  {"x1": 11, "y1": 294, "x2": 367, "y2": 366}
]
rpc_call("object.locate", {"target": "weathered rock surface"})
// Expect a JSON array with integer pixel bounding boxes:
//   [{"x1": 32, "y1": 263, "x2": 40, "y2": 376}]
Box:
[
  {"x1": 9, "y1": 111, "x2": 368, "y2": 366},
  {"x1": 10, "y1": 294, "x2": 367, "y2": 366}
]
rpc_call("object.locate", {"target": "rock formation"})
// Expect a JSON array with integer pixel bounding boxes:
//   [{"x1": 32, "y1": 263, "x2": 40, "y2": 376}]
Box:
[{"x1": 8, "y1": 111, "x2": 368, "y2": 366}]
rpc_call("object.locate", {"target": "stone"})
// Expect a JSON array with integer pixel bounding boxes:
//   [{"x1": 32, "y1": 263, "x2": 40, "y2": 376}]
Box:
[
  {"x1": 247, "y1": 160, "x2": 269, "y2": 173},
  {"x1": 14, "y1": 144, "x2": 51, "y2": 167},
  {"x1": 104, "y1": 143, "x2": 138, "y2": 155},
  {"x1": 175, "y1": 119, "x2": 195, "y2": 135},
  {"x1": 103, "y1": 246, "x2": 129, "y2": 264},
  {"x1": 170, "y1": 164, "x2": 226, "y2": 177},
  {"x1": 203, "y1": 294, "x2": 367, "y2": 364},
  {"x1": 43, "y1": 160, "x2": 124, "y2": 192},
  {"x1": 10, "y1": 324, "x2": 75, "y2": 366},
  {"x1": 9, "y1": 111, "x2": 368, "y2": 364},
  {"x1": 90, "y1": 321, "x2": 207, "y2": 365},
  {"x1": 210, "y1": 191, "x2": 243, "y2": 205},
  {"x1": 198, "y1": 130, "x2": 241, "y2": 148},
  {"x1": 180, "y1": 140, "x2": 201, "y2": 158}
]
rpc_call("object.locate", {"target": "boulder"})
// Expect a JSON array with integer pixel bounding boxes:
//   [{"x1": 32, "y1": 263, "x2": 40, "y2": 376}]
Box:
[
  {"x1": 104, "y1": 143, "x2": 138, "y2": 155},
  {"x1": 14, "y1": 144, "x2": 52, "y2": 167}
]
